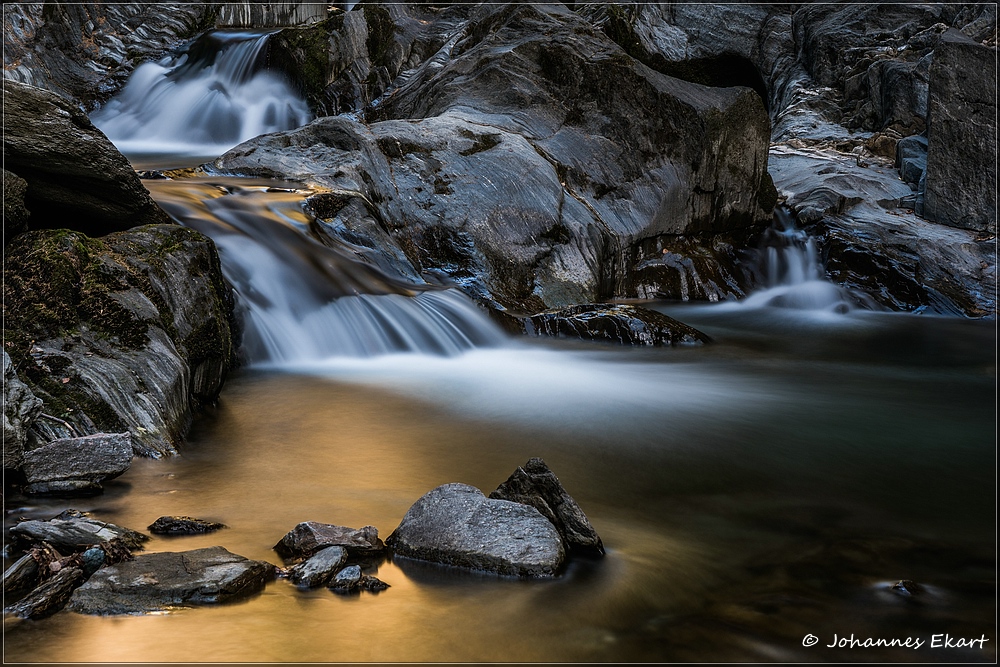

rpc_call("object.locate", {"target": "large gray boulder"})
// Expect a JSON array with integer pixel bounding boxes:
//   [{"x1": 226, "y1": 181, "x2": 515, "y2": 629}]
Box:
[
  {"x1": 2, "y1": 80, "x2": 171, "y2": 237},
  {"x1": 20, "y1": 433, "x2": 132, "y2": 496},
  {"x1": 490, "y1": 458, "x2": 604, "y2": 555},
  {"x1": 923, "y1": 29, "x2": 997, "y2": 233},
  {"x1": 215, "y1": 3, "x2": 774, "y2": 311},
  {"x1": 3, "y1": 225, "x2": 237, "y2": 457},
  {"x1": 10, "y1": 510, "x2": 148, "y2": 553},
  {"x1": 386, "y1": 483, "x2": 565, "y2": 577},
  {"x1": 2, "y1": 350, "x2": 42, "y2": 470},
  {"x1": 67, "y1": 547, "x2": 275, "y2": 614}
]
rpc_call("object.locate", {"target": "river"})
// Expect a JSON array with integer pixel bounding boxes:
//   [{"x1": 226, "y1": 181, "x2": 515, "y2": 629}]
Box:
[{"x1": 3, "y1": 28, "x2": 995, "y2": 663}]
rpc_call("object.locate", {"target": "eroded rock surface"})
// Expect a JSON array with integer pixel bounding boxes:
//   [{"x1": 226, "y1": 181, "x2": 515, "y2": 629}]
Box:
[
  {"x1": 21, "y1": 432, "x2": 132, "y2": 496},
  {"x1": 3, "y1": 350, "x2": 42, "y2": 470},
  {"x1": 67, "y1": 546, "x2": 275, "y2": 614},
  {"x1": 386, "y1": 483, "x2": 565, "y2": 577}
]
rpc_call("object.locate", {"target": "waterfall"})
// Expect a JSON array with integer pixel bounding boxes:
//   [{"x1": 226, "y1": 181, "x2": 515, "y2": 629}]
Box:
[
  {"x1": 91, "y1": 30, "x2": 311, "y2": 159},
  {"x1": 148, "y1": 180, "x2": 507, "y2": 364},
  {"x1": 736, "y1": 206, "x2": 868, "y2": 313}
]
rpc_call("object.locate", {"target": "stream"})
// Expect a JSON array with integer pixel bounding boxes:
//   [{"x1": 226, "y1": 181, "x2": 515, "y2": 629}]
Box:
[{"x1": 3, "y1": 28, "x2": 995, "y2": 663}]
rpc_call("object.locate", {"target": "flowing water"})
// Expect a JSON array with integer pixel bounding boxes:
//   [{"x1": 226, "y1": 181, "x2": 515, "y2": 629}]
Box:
[{"x1": 3, "y1": 28, "x2": 996, "y2": 663}]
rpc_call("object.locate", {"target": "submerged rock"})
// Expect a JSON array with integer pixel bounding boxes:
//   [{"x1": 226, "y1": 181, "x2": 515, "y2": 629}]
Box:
[
  {"x1": 148, "y1": 516, "x2": 227, "y2": 536},
  {"x1": 386, "y1": 483, "x2": 565, "y2": 577},
  {"x1": 3, "y1": 225, "x2": 237, "y2": 457},
  {"x1": 526, "y1": 304, "x2": 710, "y2": 347},
  {"x1": 2, "y1": 80, "x2": 171, "y2": 237},
  {"x1": 490, "y1": 458, "x2": 604, "y2": 555},
  {"x1": 67, "y1": 546, "x2": 275, "y2": 614},
  {"x1": 20, "y1": 432, "x2": 132, "y2": 496},
  {"x1": 10, "y1": 510, "x2": 148, "y2": 553},
  {"x1": 273, "y1": 522, "x2": 385, "y2": 561},
  {"x1": 4, "y1": 566, "x2": 84, "y2": 620},
  {"x1": 287, "y1": 546, "x2": 348, "y2": 588}
]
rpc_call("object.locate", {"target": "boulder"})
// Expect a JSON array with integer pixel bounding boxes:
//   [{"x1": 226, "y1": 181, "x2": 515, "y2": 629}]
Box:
[
  {"x1": 386, "y1": 483, "x2": 565, "y2": 577},
  {"x1": 896, "y1": 134, "x2": 928, "y2": 187},
  {"x1": 148, "y1": 516, "x2": 226, "y2": 536},
  {"x1": 67, "y1": 546, "x2": 275, "y2": 614},
  {"x1": 9, "y1": 510, "x2": 148, "y2": 553},
  {"x1": 3, "y1": 566, "x2": 84, "y2": 620},
  {"x1": 490, "y1": 458, "x2": 604, "y2": 555},
  {"x1": 273, "y1": 522, "x2": 385, "y2": 561},
  {"x1": 329, "y1": 564, "x2": 362, "y2": 592},
  {"x1": 3, "y1": 169, "x2": 30, "y2": 241},
  {"x1": 526, "y1": 304, "x2": 710, "y2": 347},
  {"x1": 215, "y1": 3, "x2": 774, "y2": 310},
  {"x1": 20, "y1": 432, "x2": 132, "y2": 495},
  {"x1": 2, "y1": 80, "x2": 171, "y2": 236},
  {"x1": 3, "y1": 350, "x2": 42, "y2": 470},
  {"x1": 3, "y1": 225, "x2": 237, "y2": 457},
  {"x1": 923, "y1": 29, "x2": 997, "y2": 232},
  {"x1": 287, "y1": 546, "x2": 347, "y2": 588}
]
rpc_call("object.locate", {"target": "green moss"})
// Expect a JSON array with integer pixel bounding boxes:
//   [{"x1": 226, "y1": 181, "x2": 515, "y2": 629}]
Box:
[{"x1": 182, "y1": 319, "x2": 226, "y2": 365}]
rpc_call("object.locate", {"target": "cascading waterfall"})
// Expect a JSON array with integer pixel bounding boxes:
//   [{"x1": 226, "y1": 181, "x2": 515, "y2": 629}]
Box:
[
  {"x1": 91, "y1": 30, "x2": 311, "y2": 158},
  {"x1": 147, "y1": 179, "x2": 507, "y2": 364},
  {"x1": 736, "y1": 206, "x2": 868, "y2": 313},
  {"x1": 94, "y1": 29, "x2": 506, "y2": 364}
]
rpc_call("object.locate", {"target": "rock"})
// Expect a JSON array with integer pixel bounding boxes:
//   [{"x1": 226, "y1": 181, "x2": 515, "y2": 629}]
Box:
[
  {"x1": 329, "y1": 564, "x2": 363, "y2": 593},
  {"x1": 22, "y1": 481, "x2": 104, "y2": 497},
  {"x1": 526, "y1": 304, "x2": 710, "y2": 347},
  {"x1": 386, "y1": 483, "x2": 565, "y2": 577},
  {"x1": 2, "y1": 80, "x2": 171, "y2": 237},
  {"x1": 2, "y1": 3, "x2": 218, "y2": 107},
  {"x1": 10, "y1": 510, "x2": 148, "y2": 553},
  {"x1": 890, "y1": 579, "x2": 923, "y2": 596},
  {"x1": 896, "y1": 134, "x2": 928, "y2": 187},
  {"x1": 147, "y1": 516, "x2": 226, "y2": 536},
  {"x1": 3, "y1": 168, "x2": 30, "y2": 241},
  {"x1": 3, "y1": 350, "x2": 42, "y2": 470},
  {"x1": 923, "y1": 29, "x2": 997, "y2": 232},
  {"x1": 79, "y1": 547, "x2": 106, "y2": 577},
  {"x1": 358, "y1": 574, "x2": 390, "y2": 592},
  {"x1": 287, "y1": 546, "x2": 347, "y2": 588},
  {"x1": 490, "y1": 458, "x2": 604, "y2": 555},
  {"x1": 215, "y1": 2, "x2": 774, "y2": 310},
  {"x1": 216, "y1": 2, "x2": 328, "y2": 29},
  {"x1": 273, "y1": 522, "x2": 385, "y2": 561},
  {"x1": 67, "y1": 546, "x2": 275, "y2": 614},
  {"x1": 4, "y1": 566, "x2": 84, "y2": 620},
  {"x1": 20, "y1": 433, "x2": 132, "y2": 494},
  {"x1": 3, "y1": 225, "x2": 237, "y2": 457},
  {"x1": 2, "y1": 553, "x2": 41, "y2": 598}
]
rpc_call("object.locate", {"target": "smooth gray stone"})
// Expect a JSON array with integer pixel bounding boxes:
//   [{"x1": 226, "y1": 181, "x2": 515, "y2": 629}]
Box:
[
  {"x1": 387, "y1": 483, "x2": 565, "y2": 577},
  {"x1": 288, "y1": 546, "x2": 347, "y2": 588},
  {"x1": 10, "y1": 513, "x2": 148, "y2": 552},
  {"x1": 21, "y1": 432, "x2": 131, "y2": 484},
  {"x1": 330, "y1": 564, "x2": 362, "y2": 591},
  {"x1": 273, "y1": 522, "x2": 384, "y2": 560},
  {"x1": 67, "y1": 546, "x2": 275, "y2": 614}
]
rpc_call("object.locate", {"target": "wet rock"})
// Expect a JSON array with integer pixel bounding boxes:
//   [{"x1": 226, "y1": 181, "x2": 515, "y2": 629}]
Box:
[
  {"x1": 22, "y1": 480, "x2": 105, "y2": 497},
  {"x1": 526, "y1": 304, "x2": 710, "y2": 347},
  {"x1": 3, "y1": 350, "x2": 42, "y2": 471},
  {"x1": 287, "y1": 546, "x2": 348, "y2": 588},
  {"x1": 3, "y1": 566, "x2": 84, "y2": 620},
  {"x1": 148, "y1": 516, "x2": 226, "y2": 536},
  {"x1": 386, "y1": 483, "x2": 565, "y2": 577},
  {"x1": 890, "y1": 579, "x2": 924, "y2": 596},
  {"x1": 2, "y1": 80, "x2": 171, "y2": 237},
  {"x1": 2, "y1": 553, "x2": 41, "y2": 598},
  {"x1": 20, "y1": 432, "x2": 131, "y2": 495},
  {"x1": 490, "y1": 458, "x2": 604, "y2": 555},
  {"x1": 3, "y1": 224, "x2": 237, "y2": 457},
  {"x1": 2, "y1": 3, "x2": 218, "y2": 107},
  {"x1": 923, "y1": 29, "x2": 997, "y2": 232},
  {"x1": 3, "y1": 168, "x2": 30, "y2": 241},
  {"x1": 216, "y1": 2, "x2": 328, "y2": 29},
  {"x1": 273, "y1": 522, "x2": 385, "y2": 561},
  {"x1": 329, "y1": 564, "x2": 362, "y2": 593},
  {"x1": 10, "y1": 510, "x2": 148, "y2": 553},
  {"x1": 79, "y1": 547, "x2": 106, "y2": 577},
  {"x1": 358, "y1": 574, "x2": 390, "y2": 592},
  {"x1": 67, "y1": 546, "x2": 275, "y2": 614}
]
